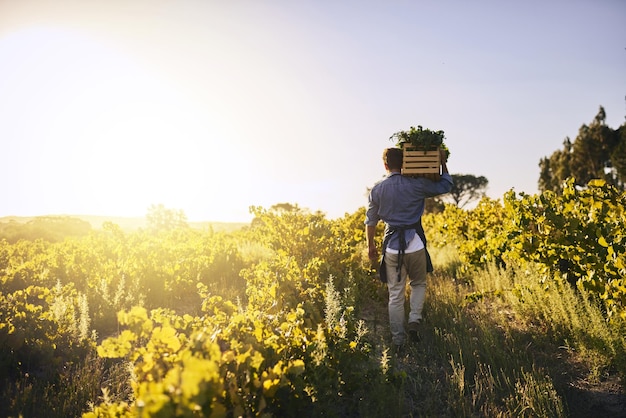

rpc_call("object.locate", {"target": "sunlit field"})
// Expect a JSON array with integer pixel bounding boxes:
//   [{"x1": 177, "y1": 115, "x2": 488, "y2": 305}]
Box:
[
  {"x1": 1, "y1": 180, "x2": 625, "y2": 417},
  {"x1": 2, "y1": 2, "x2": 625, "y2": 416}
]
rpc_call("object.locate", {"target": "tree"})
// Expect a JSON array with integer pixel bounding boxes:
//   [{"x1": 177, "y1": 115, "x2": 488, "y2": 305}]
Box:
[
  {"x1": 538, "y1": 106, "x2": 625, "y2": 192},
  {"x1": 146, "y1": 204, "x2": 188, "y2": 232},
  {"x1": 611, "y1": 123, "x2": 626, "y2": 189},
  {"x1": 445, "y1": 174, "x2": 489, "y2": 208},
  {"x1": 424, "y1": 198, "x2": 445, "y2": 214},
  {"x1": 269, "y1": 202, "x2": 302, "y2": 213},
  {"x1": 539, "y1": 139, "x2": 573, "y2": 193}
]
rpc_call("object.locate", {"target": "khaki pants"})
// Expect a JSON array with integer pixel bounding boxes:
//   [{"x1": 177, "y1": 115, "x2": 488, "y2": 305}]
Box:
[{"x1": 384, "y1": 248, "x2": 427, "y2": 345}]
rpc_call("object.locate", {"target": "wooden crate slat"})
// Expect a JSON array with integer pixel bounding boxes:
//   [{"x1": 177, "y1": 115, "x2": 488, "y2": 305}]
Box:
[
  {"x1": 404, "y1": 160, "x2": 440, "y2": 164},
  {"x1": 404, "y1": 159, "x2": 440, "y2": 163},
  {"x1": 401, "y1": 144, "x2": 441, "y2": 175},
  {"x1": 403, "y1": 167, "x2": 440, "y2": 172},
  {"x1": 403, "y1": 150, "x2": 440, "y2": 156},
  {"x1": 403, "y1": 162, "x2": 440, "y2": 167}
]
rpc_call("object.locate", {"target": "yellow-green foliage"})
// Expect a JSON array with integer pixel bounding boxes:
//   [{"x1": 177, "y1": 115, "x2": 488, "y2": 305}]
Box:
[
  {"x1": 1, "y1": 192, "x2": 625, "y2": 417},
  {"x1": 91, "y1": 281, "x2": 375, "y2": 417},
  {"x1": 1, "y1": 206, "x2": 386, "y2": 417},
  {"x1": 424, "y1": 179, "x2": 626, "y2": 319}
]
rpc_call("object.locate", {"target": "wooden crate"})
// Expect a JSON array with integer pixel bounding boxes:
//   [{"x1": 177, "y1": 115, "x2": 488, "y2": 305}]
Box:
[{"x1": 401, "y1": 144, "x2": 441, "y2": 179}]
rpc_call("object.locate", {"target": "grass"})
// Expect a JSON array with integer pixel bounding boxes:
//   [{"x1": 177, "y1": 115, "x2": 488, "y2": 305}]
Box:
[
  {"x1": 0, "y1": 351, "x2": 133, "y2": 418},
  {"x1": 4, "y1": 244, "x2": 624, "y2": 417},
  {"x1": 359, "y1": 245, "x2": 625, "y2": 417},
  {"x1": 0, "y1": 215, "x2": 249, "y2": 233}
]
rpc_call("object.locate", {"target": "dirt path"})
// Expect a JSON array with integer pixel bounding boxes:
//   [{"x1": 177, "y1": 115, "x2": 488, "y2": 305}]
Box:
[{"x1": 357, "y1": 277, "x2": 626, "y2": 417}]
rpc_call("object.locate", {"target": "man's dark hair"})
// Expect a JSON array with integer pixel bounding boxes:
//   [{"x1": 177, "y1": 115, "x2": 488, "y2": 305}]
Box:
[{"x1": 383, "y1": 148, "x2": 403, "y2": 170}]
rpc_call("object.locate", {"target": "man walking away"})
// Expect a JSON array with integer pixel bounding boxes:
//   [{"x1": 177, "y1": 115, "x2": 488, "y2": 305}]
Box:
[{"x1": 365, "y1": 147, "x2": 452, "y2": 352}]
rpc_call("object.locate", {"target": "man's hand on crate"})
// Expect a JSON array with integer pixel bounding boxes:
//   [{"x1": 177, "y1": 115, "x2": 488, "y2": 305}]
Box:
[{"x1": 440, "y1": 149, "x2": 449, "y2": 174}]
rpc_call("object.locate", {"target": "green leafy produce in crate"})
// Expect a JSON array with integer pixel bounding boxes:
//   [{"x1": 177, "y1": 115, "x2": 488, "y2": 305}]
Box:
[{"x1": 389, "y1": 125, "x2": 450, "y2": 178}]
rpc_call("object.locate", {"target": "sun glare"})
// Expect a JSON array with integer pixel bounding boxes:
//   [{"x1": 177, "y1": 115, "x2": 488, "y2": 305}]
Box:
[{"x1": 2, "y1": 26, "x2": 254, "y2": 221}]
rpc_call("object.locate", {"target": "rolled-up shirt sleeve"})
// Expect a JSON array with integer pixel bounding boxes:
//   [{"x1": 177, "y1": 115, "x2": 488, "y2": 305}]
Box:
[
  {"x1": 364, "y1": 189, "x2": 380, "y2": 226},
  {"x1": 421, "y1": 173, "x2": 453, "y2": 197}
]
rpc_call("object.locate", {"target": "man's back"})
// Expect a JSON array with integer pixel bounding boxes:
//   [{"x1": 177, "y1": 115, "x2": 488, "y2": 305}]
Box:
[{"x1": 369, "y1": 173, "x2": 452, "y2": 227}]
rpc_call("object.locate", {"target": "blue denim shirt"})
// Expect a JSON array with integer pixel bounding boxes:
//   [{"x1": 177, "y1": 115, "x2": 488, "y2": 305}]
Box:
[{"x1": 365, "y1": 172, "x2": 453, "y2": 250}]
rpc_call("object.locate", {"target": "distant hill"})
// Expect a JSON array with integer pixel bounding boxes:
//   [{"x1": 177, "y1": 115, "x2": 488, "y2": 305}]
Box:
[{"x1": 0, "y1": 215, "x2": 249, "y2": 233}]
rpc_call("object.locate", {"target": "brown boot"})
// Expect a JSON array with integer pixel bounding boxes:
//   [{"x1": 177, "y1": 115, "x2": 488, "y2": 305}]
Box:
[{"x1": 407, "y1": 321, "x2": 421, "y2": 342}]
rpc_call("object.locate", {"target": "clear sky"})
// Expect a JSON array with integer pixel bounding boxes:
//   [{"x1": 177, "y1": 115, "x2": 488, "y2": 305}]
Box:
[{"x1": 1, "y1": 0, "x2": 624, "y2": 222}]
